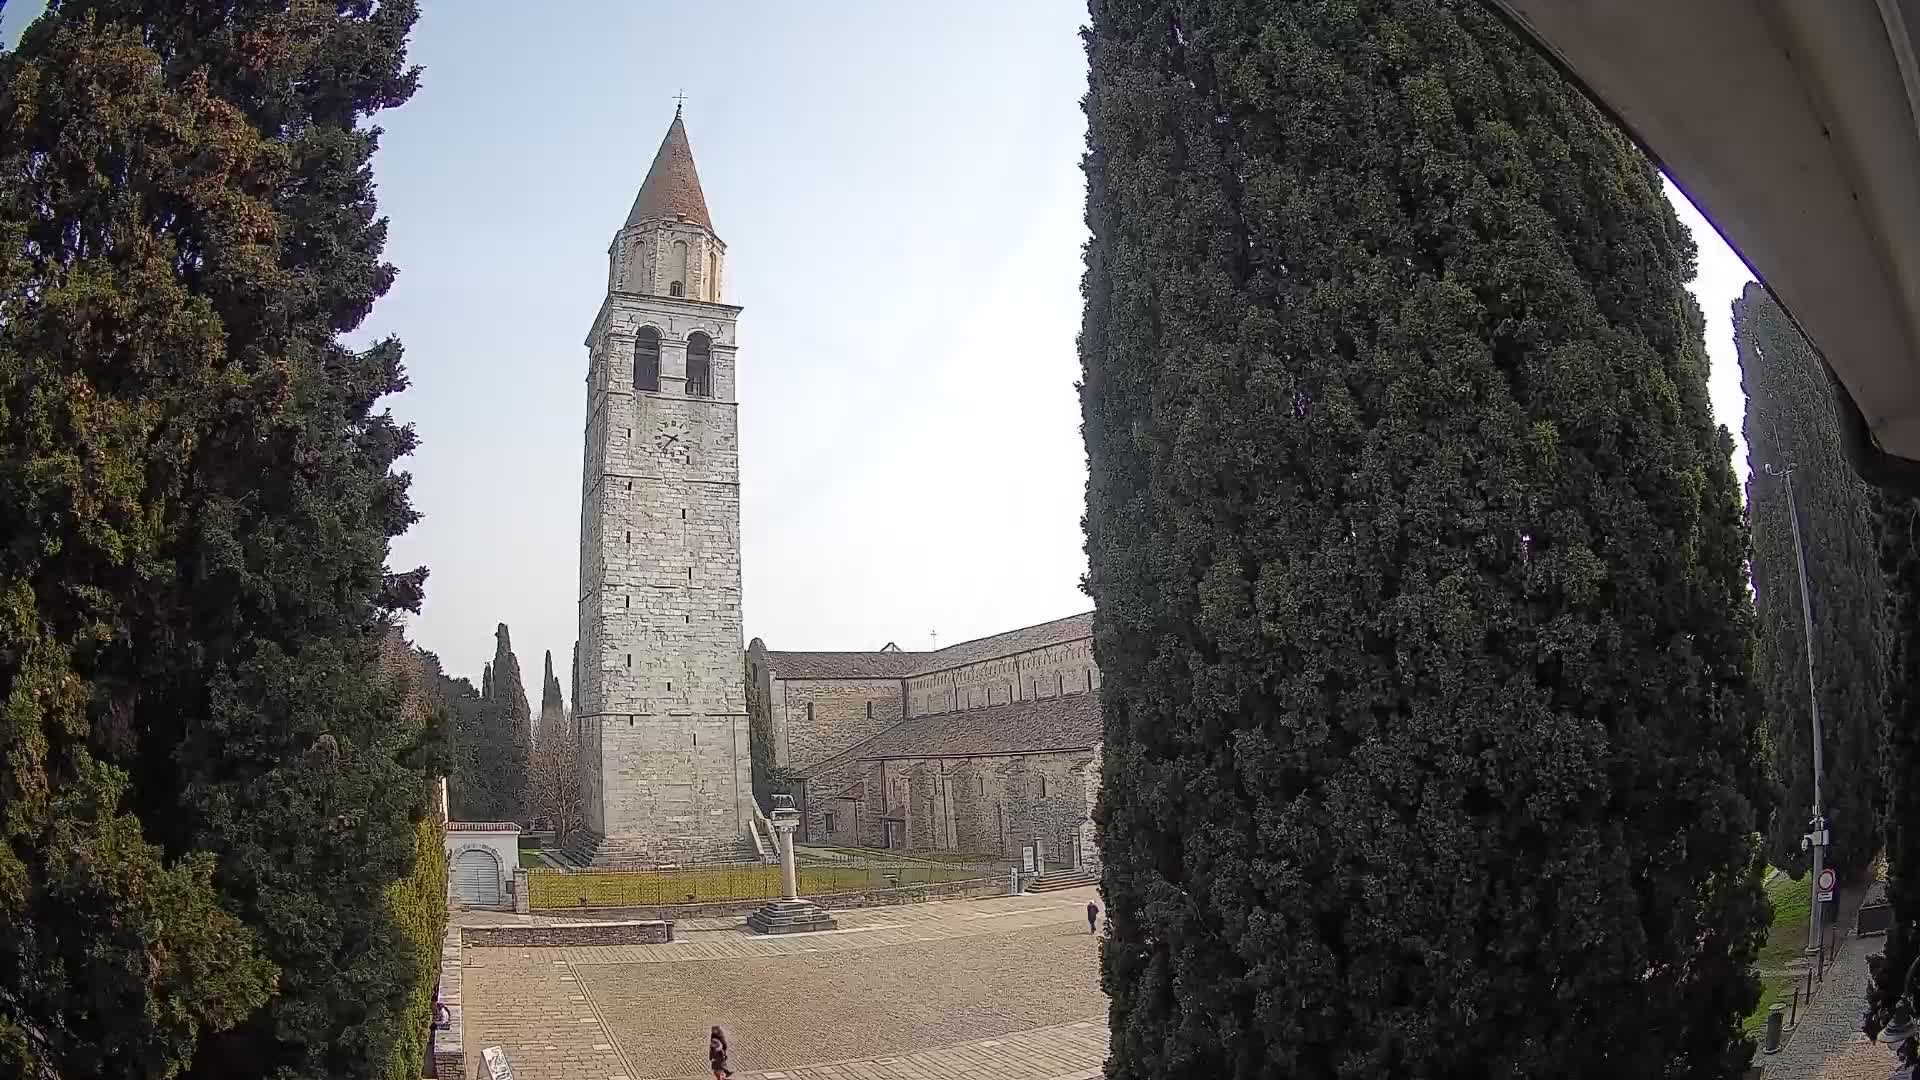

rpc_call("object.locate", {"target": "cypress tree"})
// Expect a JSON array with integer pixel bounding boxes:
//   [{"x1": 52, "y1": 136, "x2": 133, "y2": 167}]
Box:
[
  {"x1": 1080, "y1": 2, "x2": 1768, "y2": 1076},
  {"x1": 1735, "y1": 283, "x2": 1885, "y2": 880},
  {"x1": 539, "y1": 648, "x2": 567, "y2": 747},
  {"x1": 475, "y1": 623, "x2": 530, "y2": 822},
  {"x1": 0, "y1": 2, "x2": 437, "y2": 1077},
  {"x1": 1868, "y1": 492, "x2": 1920, "y2": 1048}
]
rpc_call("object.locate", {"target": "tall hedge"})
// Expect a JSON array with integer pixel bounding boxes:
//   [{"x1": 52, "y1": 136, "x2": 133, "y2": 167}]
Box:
[
  {"x1": 377, "y1": 634, "x2": 451, "y2": 1080},
  {"x1": 1736, "y1": 283, "x2": 1885, "y2": 879},
  {"x1": 1080, "y1": 2, "x2": 1769, "y2": 1076}
]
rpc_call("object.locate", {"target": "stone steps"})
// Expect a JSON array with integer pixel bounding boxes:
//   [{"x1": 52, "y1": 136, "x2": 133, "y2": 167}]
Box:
[
  {"x1": 745, "y1": 897, "x2": 839, "y2": 935},
  {"x1": 1025, "y1": 868, "x2": 1099, "y2": 893}
]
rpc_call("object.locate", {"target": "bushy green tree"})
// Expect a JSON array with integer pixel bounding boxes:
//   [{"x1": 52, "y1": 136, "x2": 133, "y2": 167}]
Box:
[
  {"x1": 1736, "y1": 283, "x2": 1885, "y2": 879},
  {"x1": 0, "y1": 2, "x2": 438, "y2": 1077},
  {"x1": 439, "y1": 669, "x2": 485, "y2": 819},
  {"x1": 1079, "y1": 2, "x2": 1769, "y2": 1076},
  {"x1": 1867, "y1": 492, "x2": 1920, "y2": 1046}
]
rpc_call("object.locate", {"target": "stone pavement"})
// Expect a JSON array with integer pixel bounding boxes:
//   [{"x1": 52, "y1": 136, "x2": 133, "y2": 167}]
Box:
[
  {"x1": 1762, "y1": 886, "x2": 1897, "y2": 1080},
  {"x1": 724, "y1": 1019, "x2": 1108, "y2": 1080},
  {"x1": 461, "y1": 887, "x2": 1109, "y2": 1080}
]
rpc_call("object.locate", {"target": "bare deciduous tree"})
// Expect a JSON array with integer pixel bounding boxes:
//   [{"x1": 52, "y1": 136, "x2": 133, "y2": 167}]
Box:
[{"x1": 528, "y1": 715, "x2": 585, "y2": 843}]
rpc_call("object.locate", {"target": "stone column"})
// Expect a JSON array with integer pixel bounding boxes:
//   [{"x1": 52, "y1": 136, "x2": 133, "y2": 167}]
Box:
[
  {"x1": 746, "y1": 795, "x2": 837, "y2": 935},
  {"x1": 775, "y1": 813, "x2": 799, "y2": 901}
]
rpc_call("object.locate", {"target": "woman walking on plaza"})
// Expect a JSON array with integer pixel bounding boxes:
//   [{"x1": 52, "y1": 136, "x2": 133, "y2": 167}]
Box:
[{"x1": 710, "y1": 1026, "x2": 734, "y2": 1079}]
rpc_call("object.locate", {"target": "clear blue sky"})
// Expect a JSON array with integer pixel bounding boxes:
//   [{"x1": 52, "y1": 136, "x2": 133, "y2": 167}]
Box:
[{"x1": 1, "y1": 2, "x2": 1754, "y2": 692}]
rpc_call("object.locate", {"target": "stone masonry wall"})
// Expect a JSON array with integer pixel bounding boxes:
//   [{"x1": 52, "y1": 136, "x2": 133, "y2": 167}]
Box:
[
  {"x1": 613, "y1": 220, "x2": 725, "y2": 303},
  {"x1": 579, "y1": 242, "x2": 750, "y2": 860},
  {"x1": 463, "y1": 920, "x2": 675, "y2": 948},
  {"x1": 799, "y1": 750, "x2": 865, "y2": 844},
  {"x1": 769, "y1": 676, "x2": 905, "y2": 773},
  {"x1": 904, "y1": 637, "x2": 1100, "y2": 718},
  {"x1": 857, "y1": 750, "x2": 1096, "y2": 862}
]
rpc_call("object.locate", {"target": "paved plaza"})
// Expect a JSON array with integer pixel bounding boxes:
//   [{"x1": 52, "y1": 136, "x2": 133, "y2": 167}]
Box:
[{"x1": 460, "y1": 887, "x2": 1110, "y2": 1080}]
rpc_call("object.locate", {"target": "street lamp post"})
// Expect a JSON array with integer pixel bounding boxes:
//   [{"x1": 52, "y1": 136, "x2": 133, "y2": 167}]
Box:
[{"x1": 1765, "y1": 461, "x2": 1829, "y2": 953}]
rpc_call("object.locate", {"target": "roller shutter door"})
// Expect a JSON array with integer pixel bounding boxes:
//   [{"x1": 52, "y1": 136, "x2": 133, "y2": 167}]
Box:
[{"x1": 453, "y1": 849, "x2": 500, "y2": 907}]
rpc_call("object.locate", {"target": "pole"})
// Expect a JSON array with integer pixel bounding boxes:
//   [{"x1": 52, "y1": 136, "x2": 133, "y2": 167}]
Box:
[
  {"x1": 776, "y1": 819, "x2": 799, "y2": 901},
  {"x1": 1773, "y1": 464, "x2": 1828, "y2": 953}
]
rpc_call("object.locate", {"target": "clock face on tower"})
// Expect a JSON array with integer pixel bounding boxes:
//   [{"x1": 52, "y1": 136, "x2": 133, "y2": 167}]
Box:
[{"x1": 653, "y1": 418, "x2": 691, "y2": 460}]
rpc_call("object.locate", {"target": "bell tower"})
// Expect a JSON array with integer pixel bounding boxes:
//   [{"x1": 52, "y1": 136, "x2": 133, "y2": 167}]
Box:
[{"x1": 574, "y1": 109, "x2": 750, "y2": 864}]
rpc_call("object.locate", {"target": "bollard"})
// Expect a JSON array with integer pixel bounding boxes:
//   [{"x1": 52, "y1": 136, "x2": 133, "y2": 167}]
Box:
[
  {"x1": 1763, "y1": 1004, "x2": 1787, "y2": 1054},
  {"x1": 1789, "y1": 985, "x2": 1800, "y2": 1029}
]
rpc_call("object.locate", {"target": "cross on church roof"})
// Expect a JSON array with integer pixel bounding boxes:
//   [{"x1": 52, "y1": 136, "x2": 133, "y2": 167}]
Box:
[{"x1": 673, "y1": 90, "x2": 687, "y2": 116}]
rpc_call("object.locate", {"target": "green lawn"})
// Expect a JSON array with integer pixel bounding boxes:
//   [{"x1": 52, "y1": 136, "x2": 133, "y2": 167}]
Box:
[
  {"x1": 1745, "y1": 870, "x2": 1813, "y2": 1034},
  {"x1": 528, "y1": 861, "x2": 987, "y2": 909},
  {"x1": 518, "y1": 849, "x2": 547, "y2": 870}
]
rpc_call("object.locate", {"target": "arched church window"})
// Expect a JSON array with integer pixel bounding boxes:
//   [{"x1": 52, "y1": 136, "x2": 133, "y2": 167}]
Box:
[
  {"x1": 707, "y1": 251, "x2": 719, "y2": 299},
  {"x1": 634, "y1": 327, "x2": 660, "y2": 392},
  {"x1": 686, "y1": 332, "x2": 713, "y2": 398},
  {"x1": 670, "y1": 239, "x2": 689, "y2": 296}
]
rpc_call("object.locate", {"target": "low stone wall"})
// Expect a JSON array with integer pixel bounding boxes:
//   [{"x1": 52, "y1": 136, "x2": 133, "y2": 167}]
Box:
[
  {"x1": 533, "y1": 874, "x2": 1005, "y2": 923},
  {"x1": 463, "y1": 919, "x2": 675, "y2": 948},
  {"x1": 432, "y1": 924, "x2": 463, "y2": 1079}
]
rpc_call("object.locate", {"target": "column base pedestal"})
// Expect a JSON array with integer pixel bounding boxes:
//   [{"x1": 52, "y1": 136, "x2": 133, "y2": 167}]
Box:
[{"x1": 746, "y1": 898, "x2": 839, "y2": 935}]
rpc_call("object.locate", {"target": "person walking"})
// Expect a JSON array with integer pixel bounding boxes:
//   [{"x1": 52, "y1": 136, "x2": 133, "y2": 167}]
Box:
[
  {"x1": 709, "y1": 1026, "x2": 733, "y2": 1079},
  {"x1": 1087, "y1": 900, "x2": 1100, "y2": 934}
]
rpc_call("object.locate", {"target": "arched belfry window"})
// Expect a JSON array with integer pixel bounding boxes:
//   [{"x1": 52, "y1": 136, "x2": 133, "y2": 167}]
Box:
[
  {"x1": 707, "y1": 251, "x2": 719, "y2": 300},
  {"x1": 634, "y1": 327, "x2": 660, "y2": 392},
  {"x1": 686, "y1": 332, "x2": 712, "y2": 398},
  {"x1": 669, "y1": 239, "x2": 689, "y2": 297}
]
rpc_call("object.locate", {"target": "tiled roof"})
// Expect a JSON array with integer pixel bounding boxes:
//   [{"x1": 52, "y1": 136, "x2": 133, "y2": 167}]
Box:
[
  {"x1": 447, "y1": 821, "x2": 521, "y2": 833},
  {"x1": 762, "y1": 651, "x2": 925, "y2": 680},
  {"x1": 908, "y1": 612, "x2": 1093, "y2": 676},
  {"x1": 762, "y1": 612, "x2": 1094, "y2": 683},
  {"x1": 625, "y1": 113, "x2": 713, "y2": 232},
  {"x1": 849, "y1": 692, "x2": 1102, "y2": 764}
]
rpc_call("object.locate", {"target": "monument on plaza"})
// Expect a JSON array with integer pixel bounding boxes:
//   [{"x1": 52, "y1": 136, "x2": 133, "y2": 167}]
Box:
[{"x1": 746, "y1": 795, "x2": 839, "y2": 934}]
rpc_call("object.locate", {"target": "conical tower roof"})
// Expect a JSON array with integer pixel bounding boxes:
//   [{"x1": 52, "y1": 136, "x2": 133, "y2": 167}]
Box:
[{"x1": 624, "y1": 110, "x2": 713, "y2": 233}]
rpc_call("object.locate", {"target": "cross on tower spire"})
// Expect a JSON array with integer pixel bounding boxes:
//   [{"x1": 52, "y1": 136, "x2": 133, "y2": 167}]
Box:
[{"x1": 673, "y1": 89, "x2": 688, "y2": 117}]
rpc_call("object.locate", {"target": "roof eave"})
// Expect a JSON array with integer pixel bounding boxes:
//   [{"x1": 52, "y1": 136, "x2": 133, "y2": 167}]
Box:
[{"x1": 1483, "y1": 0, "x2": 1920, "y2": 489}]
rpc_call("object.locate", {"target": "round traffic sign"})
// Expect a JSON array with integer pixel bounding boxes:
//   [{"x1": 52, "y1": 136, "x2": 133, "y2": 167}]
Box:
[{"x1": 1818, "y1": 867, "x2": 1837, "y2": 893}]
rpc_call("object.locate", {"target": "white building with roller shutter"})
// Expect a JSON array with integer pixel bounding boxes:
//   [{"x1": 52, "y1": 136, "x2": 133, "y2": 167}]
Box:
[{"x1": 446, "y1": 822, "x2": 519, "y2": 910}]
